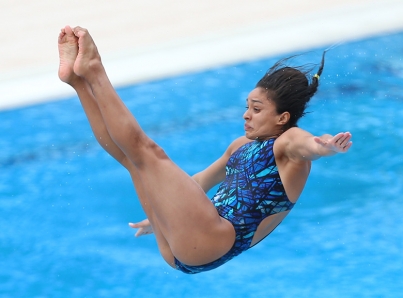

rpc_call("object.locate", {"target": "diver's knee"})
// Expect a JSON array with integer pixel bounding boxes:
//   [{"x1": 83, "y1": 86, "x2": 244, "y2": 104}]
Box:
[
  {"x1": 146, "y1": 140, "x2": 168, "y2": 159},
  {"x1": 138, "y1": 139, "x2": 169, "y2": 163}
]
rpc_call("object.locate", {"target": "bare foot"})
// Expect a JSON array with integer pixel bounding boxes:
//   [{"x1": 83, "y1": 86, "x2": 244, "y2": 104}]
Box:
[
  {"x1": 72, "y1": 26, "x2": 103, "y2": 79},
  {"x1": 58, "y1": 25, "x2": 81, "y2": 85}
]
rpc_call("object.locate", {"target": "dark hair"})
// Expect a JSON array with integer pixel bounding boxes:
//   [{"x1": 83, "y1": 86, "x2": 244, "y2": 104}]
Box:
[{"x1": 255, "y1": 51, "x2": 326, "y2": 129}]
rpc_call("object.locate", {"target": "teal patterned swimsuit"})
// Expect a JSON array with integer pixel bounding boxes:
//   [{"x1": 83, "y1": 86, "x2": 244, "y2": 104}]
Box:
[{"x1": 175, "y1": 138, "x2": 295, "y2": 274}]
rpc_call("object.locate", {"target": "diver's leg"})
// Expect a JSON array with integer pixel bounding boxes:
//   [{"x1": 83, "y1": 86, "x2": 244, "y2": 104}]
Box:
[
  {"x1": 72, "y1": 26, "x2": 235, "y2": 266},
  {"x1": 58, "y1": 26, "x2": 175, "y2": 266},
  {"x1": 58, "y1": 26, "x2": 127, "y2": 163},
  {"x1": 127, "y1": 167, "x2": 175, "y2": 267}
]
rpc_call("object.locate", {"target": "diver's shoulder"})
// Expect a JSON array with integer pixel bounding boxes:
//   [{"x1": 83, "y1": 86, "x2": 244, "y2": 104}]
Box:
[{"x1": 227, "y1": 136, "x2": 253, "y2": 155}]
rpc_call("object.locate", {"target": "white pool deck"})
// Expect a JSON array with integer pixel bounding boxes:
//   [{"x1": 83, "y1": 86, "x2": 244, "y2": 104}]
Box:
[{"x1": 1, "y1": 0, "x2": 403, "y2": 110}]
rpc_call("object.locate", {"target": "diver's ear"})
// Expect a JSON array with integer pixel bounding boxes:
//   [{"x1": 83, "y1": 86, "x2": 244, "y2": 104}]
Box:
[{"x1": 278, "y1": 111, "x2": 290, "y2": 125}]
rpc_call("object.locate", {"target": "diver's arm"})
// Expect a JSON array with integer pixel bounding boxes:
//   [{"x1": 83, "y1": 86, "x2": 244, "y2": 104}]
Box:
[{"x1": 280, "y1": 127, "x2": 352, "y2": 161}]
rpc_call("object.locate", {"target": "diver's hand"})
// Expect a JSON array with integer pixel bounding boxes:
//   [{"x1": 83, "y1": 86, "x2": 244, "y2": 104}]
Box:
[
  {"x1": 314, "y1": 132, "x2": 352, "y2": 153},
  {"x1": 129, "y1": 219, "x2": 153, "y2": 237}
]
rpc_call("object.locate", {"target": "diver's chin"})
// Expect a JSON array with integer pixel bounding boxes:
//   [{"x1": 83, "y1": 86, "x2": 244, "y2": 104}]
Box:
[{"x1": 244, "y1": 132, "x2": 257, "y2": 140}]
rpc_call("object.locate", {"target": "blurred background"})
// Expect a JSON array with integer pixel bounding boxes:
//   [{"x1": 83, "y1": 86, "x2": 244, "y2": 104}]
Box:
[
  {"x1": 1, "y1": 0, "x2": 402, "y2": 109},
  {"x1": 1, "y1": 1, "x2": 403, "y2": 297}
]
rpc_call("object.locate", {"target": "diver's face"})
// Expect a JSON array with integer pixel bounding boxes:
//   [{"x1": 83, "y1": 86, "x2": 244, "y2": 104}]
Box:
[{"x1": 243, "y1": 88, "x2": 283, "y2": 140}]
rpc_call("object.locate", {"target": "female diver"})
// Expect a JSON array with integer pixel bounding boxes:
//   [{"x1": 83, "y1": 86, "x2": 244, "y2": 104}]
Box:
[{"x1": 58, "y1": 25, "x2": 352, "y2": 274}]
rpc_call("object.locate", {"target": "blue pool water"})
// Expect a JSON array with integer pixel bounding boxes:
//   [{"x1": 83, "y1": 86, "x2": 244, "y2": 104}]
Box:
[{"x1": 1, "y1": 31, "x2": 403, "y2": 297}]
